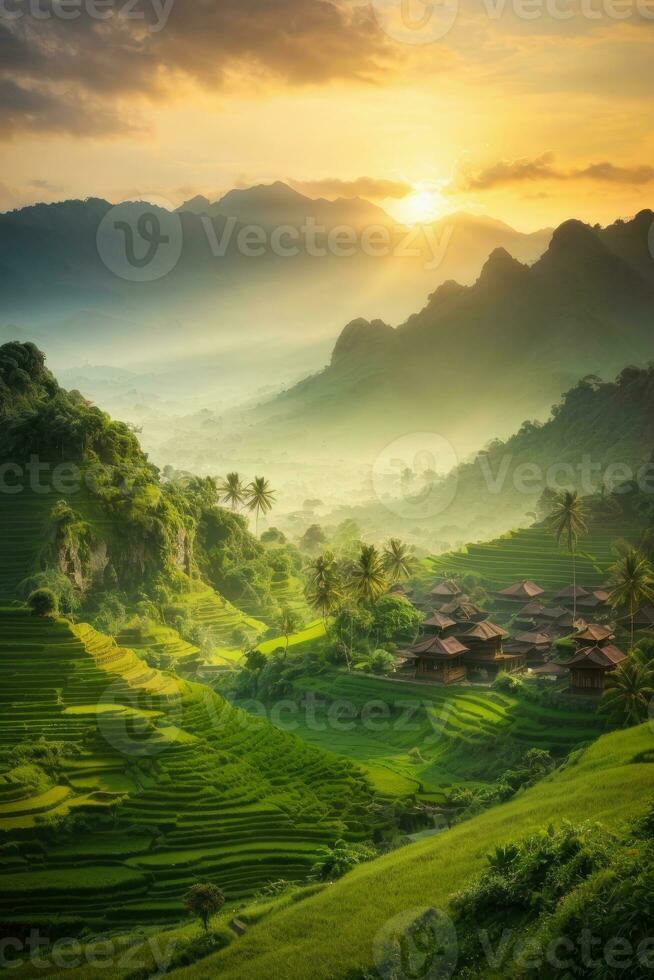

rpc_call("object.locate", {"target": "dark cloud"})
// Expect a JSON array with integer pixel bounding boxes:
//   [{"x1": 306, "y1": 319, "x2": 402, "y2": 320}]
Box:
[
  {"x1": 290, "y1": 177, "x2": 413, "y2": 200},
  {"x1": 461, "y1": 154, "x2": 654, "y2": 190},
  {"x1": 0, "y1": 78, "x2": 134, "y2": 137},
  {"x1": 2, "y1": 0, "x2": 394, "y2": 137},
  {"x1": 576, "y1": 162, "x2": 654, "y2": 184}
]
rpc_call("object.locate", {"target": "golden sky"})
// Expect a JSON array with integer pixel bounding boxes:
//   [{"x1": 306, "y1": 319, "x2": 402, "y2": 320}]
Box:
[{"x1": 2, "y1": 0, "x2": 653, "y2": 230}]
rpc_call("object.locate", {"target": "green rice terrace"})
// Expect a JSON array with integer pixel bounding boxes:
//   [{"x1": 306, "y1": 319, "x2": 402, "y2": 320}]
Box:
[
  {"x1": 262, "y1": 670, "x2": 605, "y2": 800},
  {"x1": 0, "y1": 608, "x2": 381, "y2": 933},
  {"x1": 424, "y1": 514, "x2": 646, "y2": 592},
  {"x1": 178, "y1": 723, "x2": 654, "y2": 980}
]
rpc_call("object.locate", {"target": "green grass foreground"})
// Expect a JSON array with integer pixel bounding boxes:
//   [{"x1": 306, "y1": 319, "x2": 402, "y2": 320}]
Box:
[{"x1": 174, "y1": 723, "x2": 654, "y2": 980}]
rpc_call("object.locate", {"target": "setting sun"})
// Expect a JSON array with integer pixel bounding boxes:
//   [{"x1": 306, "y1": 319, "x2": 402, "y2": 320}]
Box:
[{"x1": 390, "y1": 187, "x2": 448, "y2": 225}]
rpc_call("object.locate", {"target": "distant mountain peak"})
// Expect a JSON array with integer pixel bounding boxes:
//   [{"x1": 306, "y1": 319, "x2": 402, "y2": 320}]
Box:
[
  {"x1": 177, "y1": 194, "x2": 211, "y2": 214},
  {"x1": 477, "y1": 247, "x2": 529, "y2": 287},
  {"x1": 331, "y1": 317, "x2": 394, "y2": 365}
]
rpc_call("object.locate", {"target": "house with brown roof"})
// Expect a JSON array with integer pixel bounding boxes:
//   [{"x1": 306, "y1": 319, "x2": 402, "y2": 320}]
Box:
[
  {"x1": 423, "y1": 611, "x2": 457, "y2": 633},
  {"x1": 554, "y1": 585, "x2": 590, "y2": 602},
  {"x1": 515, "y1": 600, "x2": 549, "y2": 626},
  {"x1": 503, "y1": 631, "x2": 552, "y2": 666},
  {"x1": 572, "y1": 623, "x2": 614, "y2": 647},
  {"x1": 496, "y1": 580, "x2": 546, "y2": 604},
  {"x1": 576, "y1": 589, "x2": 610, "y2": 612},
  {"x1": 430, "y1": 580, "x2": 464, "y2": 603},
  {"x1": 439, "y1": 599, "x2": 488, "y2": 625},
  {"x1": 564, "y1": 644, "x2": 627, "y2": 695},
  {"x1": 398, "y1": 635, "x2": 468, "y2": 685},
  {"x1": 454, "y1": 620, "x2": 524, "y2": 676},
  {"x1": 531, "y1": 661, "x2": 568, "y2": 680}
]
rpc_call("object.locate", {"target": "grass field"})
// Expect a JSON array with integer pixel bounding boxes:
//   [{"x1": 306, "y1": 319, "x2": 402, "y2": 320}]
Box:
[
  {"x1": 175, "y1": 722, "x2": 654, "y2": 980},
  {"x1": 422, "y1": 516, "x2": 645, "y2": 593},
  {"x1": 0, "y1": 609, "x2": 380, "y2": 932},
  {"x1": 259, "y1": 670, "x2": 604, "y2": 799}
]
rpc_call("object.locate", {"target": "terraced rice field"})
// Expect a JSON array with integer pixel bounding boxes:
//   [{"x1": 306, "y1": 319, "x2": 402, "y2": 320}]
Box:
[
  {"x1": 0, "y1": 609, "x2": 379, "y2": 932},
  {"x1": 169, "y1": 584, "x2": 267, "y2": 657},
  {"x1": 270, "y1": 670, "x2": 604, "y2": 799},
  {"x1": 425, "y1": 517, "x2": 645, "y2": 593}
]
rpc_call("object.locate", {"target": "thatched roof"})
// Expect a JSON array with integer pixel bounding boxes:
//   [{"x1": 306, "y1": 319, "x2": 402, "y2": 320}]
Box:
[
  {"x1": 574, "y1": 624, "x2": 614, "y2": 644},
  {"x1": 430, "y1": 580, "x2": 463, "y2": 598},
  {"x1": 457, "y1": 620, "x2": 509, "y2": 641},
  {"x1": 496, "y1": 580, "x2": 545, "y2": 600},
  {"x1": 402, "y1": 635, "x2": 469, "y2": 659},
  {"x1": 423, "y1": 611, "x2": 457, "y2": 631},
  {"x1": 555, "y1": 585, "x2": 590, "y2": 600},
  {"x1": 564, "y1": 644, "x2": 626, "y2": 669}
]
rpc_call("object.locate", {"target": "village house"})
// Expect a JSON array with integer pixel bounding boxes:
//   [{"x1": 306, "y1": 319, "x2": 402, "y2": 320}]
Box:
[
  {"x1": 454, "y1": 620, "x2": 525, "y2": 676},
  {"x1": 398, "y1": 634, "x2": 468, "y2": 685},
  {"x1": 495, "y1": 580, "x2": 546, "y2": 610},
  {"x1": 503, "y1": 631, "x2": 552, "y2": 667},
  {"x1": 563, "y1": 644, "x2": 627, "y2": 695}
]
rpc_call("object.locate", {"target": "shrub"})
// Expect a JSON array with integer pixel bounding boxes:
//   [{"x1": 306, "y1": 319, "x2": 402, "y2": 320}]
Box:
[
  {"x1": 183, "y1": 882, "x2": 226, "y2": 932},
  {"x1": 493, "y1": 671, "x2": 523, "y2": 694},
  {"x1": 311, "y1": 839, "x2": 377, "y2": 880},
  {"x1": 27, "y1": 588, "x2": 58, "y2": 617}
]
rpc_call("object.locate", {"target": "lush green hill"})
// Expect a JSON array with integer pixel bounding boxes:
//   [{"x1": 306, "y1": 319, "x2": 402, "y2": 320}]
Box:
[
  {"x1": 258, "y1": 669, "x2": 603, "y2": 799},
  {"x1": 316, "y1": 362, "x2": 654, "y2": 550},
  {"x1": 174, "y1": 723, "x2": 654, "y2": 980},
  {"x1": 423, "y1": 512, "x2": 646, "y2": 594},
  {"x1": 0, "y1": 609, "x2": 381, "y2": 934}
]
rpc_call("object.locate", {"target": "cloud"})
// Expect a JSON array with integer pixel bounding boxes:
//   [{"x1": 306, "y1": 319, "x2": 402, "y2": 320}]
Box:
[
  {"x1": 1, "y1": 0, "x2": 395, "y2": 138},
  {"x1": 289, "y1": 177, "x2": 413, "y2": 200},
  {"x1": 0, "y1": 77, "x2": 141, "y2": 138},
  {"x1": 460, "y1": 154, "x2": 654, "y2": 190}
]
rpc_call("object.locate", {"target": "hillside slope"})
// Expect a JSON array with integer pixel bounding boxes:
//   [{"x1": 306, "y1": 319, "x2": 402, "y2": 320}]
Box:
[
  {"x1": 231, "y1": 209, "x2": 654, "y2": 460},
  {"x1": 0, "y1": 609, "x2": 380, "y2": 932},
  {"x1": 178, "y1": 723, "x2": 654, "y2": 980}
]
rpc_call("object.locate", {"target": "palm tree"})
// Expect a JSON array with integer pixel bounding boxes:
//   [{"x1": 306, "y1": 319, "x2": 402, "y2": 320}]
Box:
[
  {"x1": 305, "y1": 553, "x2": 342, "y2": 628},
  {"x1": 245, "y1": 477, "x2": 275, "y2": 536},
  {"x1": 383, "y1": 538, "x2": 416, "y2": 585},
  {"x1": 307, "y1": 551, "x2": 337, "y2": 588},
  {"x1": 608, "y1": 549, "x2": 654, "y2": 651},
  {"x1": 548, "y1": 490, "x2": 588, "y2": 622},
  {"x1": 350, "y1": 544, "x2": 388, "y2": 604},
  {"x1": 601, "y1": 658, "x2": 654, "y2": 727},
  {"x1": 278, "y1": 607, "x2": 301, "y2": 656},
  {"x1": 219, "y1": 472, "x2": 245, "y2": 512}
]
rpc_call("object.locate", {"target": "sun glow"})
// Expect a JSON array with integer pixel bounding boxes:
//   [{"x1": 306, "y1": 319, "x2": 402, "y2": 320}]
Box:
[{"x1": 389, "y1": 186, "x2": 449, "y2": 226}]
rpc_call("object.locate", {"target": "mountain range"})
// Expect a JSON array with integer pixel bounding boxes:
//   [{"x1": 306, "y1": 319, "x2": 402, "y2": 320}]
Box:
[
  {"x1": 0, "y1": 184, "x2": 550, "y2": 406},
  {"x1": 226, "y1": 209, "x2": 654, "y2": 462}
]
